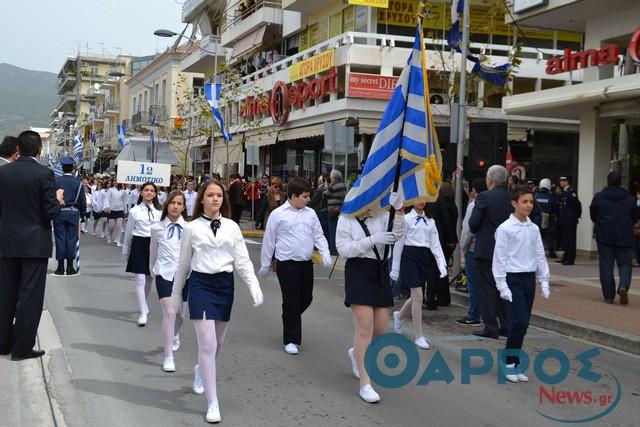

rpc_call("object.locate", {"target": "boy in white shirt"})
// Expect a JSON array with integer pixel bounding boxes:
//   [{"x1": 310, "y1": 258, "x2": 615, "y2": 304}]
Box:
[{"x1": 493, "y1": 186, "x2": 551, "y2": 383}]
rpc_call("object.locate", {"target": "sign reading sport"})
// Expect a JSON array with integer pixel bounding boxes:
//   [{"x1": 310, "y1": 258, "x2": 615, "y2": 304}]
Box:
[{"x1": 116, "y1": 160, "x2": 172, "y2": 186}]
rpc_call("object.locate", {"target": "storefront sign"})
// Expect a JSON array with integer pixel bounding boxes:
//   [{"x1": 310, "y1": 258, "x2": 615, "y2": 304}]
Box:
[
  {"x1": 289, "y1": 50, "x2": 334, "y2": 81},
  {"x1": 630, "y1": 27, "x2": 640, "y2": 65},
  {"x1": 241, "y1": 67, "x2": 338, "y2": 126},
  {"x1": 116, "y1": 160, "x2": 171, "y2": 185},
  {"x1": 545, "y1": 44, "x2": 620, "y2": 75},
  {"x1": 347, "y1": 73, "x2": 399, "y2": 99},
  {"x1": 349, "y1": 0, "x2": 389, "y2": 8}
]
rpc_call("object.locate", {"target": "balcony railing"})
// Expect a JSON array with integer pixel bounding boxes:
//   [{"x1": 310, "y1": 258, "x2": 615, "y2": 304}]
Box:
[
  {"x1": 221, "y1": 0, "x2": 282, "y2": 34},
  {"x1": 131, "y1": 105, "x2": 168, "y2": 127}
]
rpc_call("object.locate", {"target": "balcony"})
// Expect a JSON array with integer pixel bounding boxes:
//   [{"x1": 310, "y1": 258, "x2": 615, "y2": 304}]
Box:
[
  {"x1": 131, "y1": 105, "x2": 168, "y2": 128},
  {"x1": 53, "y1": 95, "x2": 76, "y2": 115},
  {"x1": 182, "y1": 0, "x2": 226, "y2": 23},
  {"x1": 181, "y1": 35, "x2": 229, "y2": 73},
  {"x1": 281, "y1": 0, "x2": 315, "y2": 13},
  {"x1": 57, "y1": 73, "x2": 77, "y2": 94},
  {"x1": 100, "y1": 102, "x2": 120, "y2": 117},
  {"x1": 221, "y1": 0, "x2": 283, "y2": 48}
]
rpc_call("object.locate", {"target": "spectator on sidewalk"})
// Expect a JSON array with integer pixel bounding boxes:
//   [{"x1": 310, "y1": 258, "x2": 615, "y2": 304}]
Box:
[
  {"x1": 557, "y1": 176, "x2": 581, "y2": 265},
  {"x1": 589, "y1": 171, "x2": 637, "y2": 305},
  {"x1": 0, "y1": 136, "x2": 19, "y2": 166},
  {"x1": 535, "y1": 178, "x2": 559, "y2": 258},
  {"x1": 228, "y1": 174, "x2": 244, "y2": 224},
  {"x1": 309, "y1": 173, "x2": 330, "y2": 240},
  {"x1": 263, "y1": 176, "x2": 285, "y2": 227},
  {"x1": 324, "y1": 170, "x2": 346, "y2": 256}
]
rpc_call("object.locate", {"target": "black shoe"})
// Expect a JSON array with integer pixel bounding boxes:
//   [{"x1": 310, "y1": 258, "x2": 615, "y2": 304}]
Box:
[
  {"x1": 11, "y1": 349, "x2": 45, "y2": 361},
  {"x1": 437, "y1": 301, "x2": 451, "y2": 307},
  {"x1": 473, "y1": 330, "x2": 499, "y2": 339},
  {"x1": 561, "y1": 262, "x2": 574, "y2": 266},
  {"x1": 555, "y1": 259, "x2": 565, "y2": 263},
  {"x1": 425, "y1": 304, "x2": 438, "y2": 311},
  {"x1": 0, "y1": 346, "x2": 11, "y2": 355},
  {"x1": 456, "y1": 317, "x2": 481, "y2": 326},
  {"x1": 618, "y1": 288, "x2": 629, "y2": 305},
  {"x1": 53, "y1": 267, "x2": 65, "y2": 276},
  {"x1": 66, "y1": 268, "x2": 79, "y2": 276},
  {"x1": 499, "y1": 328, "x2": 509, "y2": 337}
]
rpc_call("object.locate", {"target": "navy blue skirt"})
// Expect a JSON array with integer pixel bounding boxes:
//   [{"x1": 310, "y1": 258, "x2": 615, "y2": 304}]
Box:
[
  {"x1": 108, "y1": 210, "x2": 125, "y2": 219},
  {"x1": 344, "y1": 257, "x2": 393, "y2": 308},
  {"x1": 156, "y1": 276, "x2": 189, "y2": 301},
  {"x1": 400, "y1": 246, "x2": 435, "y2": 288},
  {"x1": 188, "y1": 270, "x2": 234, "y2": 321},
  {"x1": 126, "y1": 236, "x2": 151, "y2": 275}
]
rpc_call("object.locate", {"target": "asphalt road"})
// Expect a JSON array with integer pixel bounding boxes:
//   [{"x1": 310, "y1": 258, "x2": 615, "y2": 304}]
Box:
[{"x1": 43, "y1": 234, "x2": 640, "y2": 426}]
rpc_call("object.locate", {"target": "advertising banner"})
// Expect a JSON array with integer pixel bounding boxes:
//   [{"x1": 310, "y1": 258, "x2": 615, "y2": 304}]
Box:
[
  {"x1": 116, "y1": 160, "x2": 171, "y2": 186},
  {"x1": 347, "y1": 73, "x2": 400, "y2": 100},
  {"x1": 289, "y1": 50, "x2": 335, "y2": 81}
]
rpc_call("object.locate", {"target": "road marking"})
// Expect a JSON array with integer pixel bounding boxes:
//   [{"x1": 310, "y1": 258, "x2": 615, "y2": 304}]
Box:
[{"x1": 244, "y1": 238, "x2": 261, "y2": 245}]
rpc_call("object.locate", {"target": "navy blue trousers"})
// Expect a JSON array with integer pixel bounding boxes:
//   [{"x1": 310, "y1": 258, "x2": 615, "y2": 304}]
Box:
[
  {"x1": 505, "y1": 272, "x2": 536, "y2": 365},
  {"x1": 53, "y1": 210, "x2": 79, "y2": 261}
]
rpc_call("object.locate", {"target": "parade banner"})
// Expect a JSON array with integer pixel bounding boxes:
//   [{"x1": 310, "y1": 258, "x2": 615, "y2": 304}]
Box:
[
  {"x1": 349, "y1": 0, "x2": 389, "y2": 8},
  {"x1": 289, "y1": 50, "x2": 334, "y2": 81},
  {"x1": 348, "y1": 73, "x2": 400, "y2": 99},
  {"x1": 116, "y1": 160, "x2": 171, "y2": 186}
]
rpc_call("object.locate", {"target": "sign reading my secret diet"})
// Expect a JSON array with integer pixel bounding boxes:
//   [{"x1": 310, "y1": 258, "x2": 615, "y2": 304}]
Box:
[{"x1": 116, "y1": 160, "x2": 171, "y2": 186}]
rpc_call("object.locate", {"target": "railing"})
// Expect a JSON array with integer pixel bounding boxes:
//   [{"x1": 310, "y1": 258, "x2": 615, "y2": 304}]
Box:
[
  {"x1": 221, "y1": 0, "x2": 282, "y2": 33},
  {"x1": 131, "y1": 105, "x2": 168, "y2": 127},
  {"x1": 184, "y1": 35, "x2": 223, "y2": 55}
]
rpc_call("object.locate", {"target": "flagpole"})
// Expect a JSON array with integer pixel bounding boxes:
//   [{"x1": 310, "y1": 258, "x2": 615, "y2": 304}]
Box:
[{"x1": 453, "y1": 0, "x2": 470, "y2": 276}]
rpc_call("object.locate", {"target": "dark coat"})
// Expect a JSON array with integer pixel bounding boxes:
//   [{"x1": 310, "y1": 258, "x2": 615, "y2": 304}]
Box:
[
  {"x1": 558, "y1": 186, "x2": 581, "y2": 225},
  {"x1": 425, "y1": 196, "x2": 458, "y2": 250},
  {"x1": 589, "y1": 186, "x2": 637, "y2": 247},
  {"x1": 0, "y1": 157, "x2": 61, "y2": 258},
  {"x1": 228, "y1": 179, "x2": 244, "y2": 206},
  {"x1": 468, "y1": 186, "x2": 513, "y2": 260}
]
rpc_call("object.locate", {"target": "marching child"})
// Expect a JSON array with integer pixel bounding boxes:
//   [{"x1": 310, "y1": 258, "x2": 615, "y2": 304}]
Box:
[
  {"x1": 391, "y1": 201, "x2": 448, "y2": 349},
  {"x1": 149, "y1": 190, "x2": 188, "y2": 373},
  {"x1": 123, "y1": 182, "x2": 162, "y2": 327},
  {"x1": 493, "y1": 186, "x2": 550, "y2": 383},
  {"x1": 171, "y1": 179, "x2": 263, "y2": 423}
]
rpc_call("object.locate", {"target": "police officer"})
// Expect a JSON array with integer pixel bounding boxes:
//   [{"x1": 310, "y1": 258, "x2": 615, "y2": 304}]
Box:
[
  {"x1": 526, "y1": 178, "x2": 543, "y2": 228},
  {"x1": 53, "y1": 157, "x2": 86, "y2": 276},
  {"x1": 557, "y1": 176, "x2": 581, "y2": 265},
  {"x1": 535, "y1": 178, "x2": 559, "y2": 258}
]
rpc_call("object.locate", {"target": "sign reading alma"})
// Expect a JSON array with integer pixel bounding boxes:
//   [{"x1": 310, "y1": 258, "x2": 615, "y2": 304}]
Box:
[
  {"x1": 289, "y1": 50, "x2": 335, "y2": 82},
  {"x1": 545, "y1": 45, "x2": 620, "y2": 75}
]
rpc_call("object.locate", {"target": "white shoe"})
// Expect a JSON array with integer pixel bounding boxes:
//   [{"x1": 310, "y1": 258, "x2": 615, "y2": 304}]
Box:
[
  {"x1": 205, "y1": 402, "x2": 221, "y2": 423},
  {"x1": 116, "y1": 241, "x2": 122, "y2": 247},
  {"x1": 415, "y1": 337, "x2": 430, "y2": 350},
  {"x1": 193, "y1": 365, "x2": 205, "y2": 395},
  {"x1": 172, "y1": 335, "x2": 180, "y2": 352},
  {"x1": 359, "y1": 384, "x2": 380, "y2": 403},
  {"x1": 99, "y1": 234, "x2": 104, "y2": 239},
  {"x1": 517, "y1": 373, "x2": 529, "y2": 382},
  {"x1": 504, "y1": 363, "x2": 519, "y2": 383},
  {"x1": 137, "y1": 313, "x2": 147, "y2": 327},
  {"x1": 348, "y1": 347, "x2": 360, "y2": 379},
  {"x1": 162, "y1": 358, "x2": 175, "y2": 372},
  {"x1": 284, "y1": 343, "x2": 299, "y2": 355},
  {"x1": 91, "y1": 232, "x2": 96, "y2": 236},
  {"x1": 392, "y1": 311, "x2": 402, "y2": 333}
]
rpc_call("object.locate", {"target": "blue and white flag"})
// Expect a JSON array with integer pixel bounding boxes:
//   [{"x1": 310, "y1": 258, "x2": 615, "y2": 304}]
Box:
[
  {"x1": 73, "y1": 133, "x2": 83, "y2": 160},
  {"x1": 205, "y1": 82, "x2": 232, "y2": 142},
  {"x1": 340, "y1": 23, "x2": 441, "y2": 217},
  {"x1": 53, "y1": 162, "x2": 63, "y2": 177},
  {"x1": 47, "y1": 152, "x2": 54, "y2": 168},
  {"x1": 117, "y1": 124, "x2": 126, "y2": 148},
  {"x1": 90, "y1": 131, "x2": 96, "y2": 146},
  {"x1": 448, "y1": 0, "x2": 511, "y2": 87}
]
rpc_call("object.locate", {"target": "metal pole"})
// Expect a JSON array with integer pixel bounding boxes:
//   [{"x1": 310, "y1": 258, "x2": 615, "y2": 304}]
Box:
[
  {"x1": 251, "y1": 164, "x2": 255, "y2": 228},
  {"x1": 210, "y1": 35, "x2": 218, "y2": 179},
  {"x1": 453, "y1": 0, "x2": 470, "y2": 275}
]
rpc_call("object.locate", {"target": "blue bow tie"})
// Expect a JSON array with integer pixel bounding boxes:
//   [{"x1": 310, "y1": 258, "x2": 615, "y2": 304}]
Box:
[
  {"x1": 167, "y1": 223, "x2": 183, "y2": 240},
  {"x1": 201, "y1": 214, "x2": 221, "y2": 236},
  {"x1": 415, "y1": 216, "x2": 427, "y2": 225}
]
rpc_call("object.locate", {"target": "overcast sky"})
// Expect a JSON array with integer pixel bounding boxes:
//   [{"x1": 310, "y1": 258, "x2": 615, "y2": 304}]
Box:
[{"x1": 0, "y1": 0, "x2": 188, "y2": 73}]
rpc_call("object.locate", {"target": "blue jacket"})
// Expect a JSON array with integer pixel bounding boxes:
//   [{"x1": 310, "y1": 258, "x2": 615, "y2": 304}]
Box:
[
  {"x1": 558, "y1": 186, "x2": 581, "y2": 225},
  {"x1": 589, "y1": 186, "x2": 637, "y2": 247},
  {"x1": 56, "y1": 174, "x2": 86, "y2": 213},
  {"x1": 535, "y1": 189, "x2": 558, "y2": 215},
  {"x1": 468, "y1": 186, "x2": 513, "y2": 260}
]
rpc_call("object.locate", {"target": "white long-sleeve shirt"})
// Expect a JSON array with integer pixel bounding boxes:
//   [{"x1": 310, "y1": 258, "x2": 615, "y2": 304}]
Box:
[
  {"x1": 122, "y1": 202, "x2": 162, "y2": 261},
  {"x1": 171, "y1": 215, "x2": 259, "y2": 311},
  {"x1": 183, "y1": 189, "x2": 197, "y2": 216},
  {"x1": 492, "y1": 214, "x2": 550, "y2": 288},
  {"x1": 391, "y1": 210, "x2": 447, "y2": 275},
  {"x1": 85, "y1": 193, "x2": 92, "y2": 213},
  {"x1": 336, "y1": 211, "x2": 405, "y2": 260},
  {"x1": 459, "y1": 199, "x2": 477, "y2": 254},
  {"x1": 149, "y1": 216, "x2": 186, "y2": 282},
  {"x1": 127, "y1": 188, "x2": 140, "y2": 206},
  {"x1": 260, "y1": 201, "x2": 330, "y2": 267},
  {"x1": 92, "y1": 189, "x2": 103, "y2": 212},
  {"x1": 105, "y1": 187, "x2": 127, "y2": 211}
]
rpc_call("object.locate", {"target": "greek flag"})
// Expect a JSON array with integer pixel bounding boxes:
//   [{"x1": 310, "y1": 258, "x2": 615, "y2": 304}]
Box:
[
  {"x1": 90, "y1": 131, "x2": 96, "y2": 146},
  {"x1": 205, "y1": 82, "x2": 232, "y2": 142},
  {"x1": 340, "y1": 23, "x2": 442, "y2": 217},
  {"x1": 117, "y1": 124, "x2": 126, "y2": 148},
  {"x1": 53, "y1": 162, "x2": 63, "y2": 177},
  {"x1": 47, "y1": 152, "x2": 54, "y2": 168},
  {"x1": 73, "y1": 133, "x2": 83, "y2": 160},
  {"x1": 448, "y1": 0, "x2": 510, "y2": 87}
]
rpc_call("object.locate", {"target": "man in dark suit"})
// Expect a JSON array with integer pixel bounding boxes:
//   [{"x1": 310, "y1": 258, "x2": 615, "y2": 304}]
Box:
[
  {"x1": 0, "y1": 130, "x2": 64, "y2": 360},
  {"x1": 468, "y1": 165, "x2": 513, "y2": 339},
  {"x1": 228, "y1": 173, "x2": 244, "y2": 224},
  {"x1": 0, "y1": 136, "x2": 19, "y2": 166}
]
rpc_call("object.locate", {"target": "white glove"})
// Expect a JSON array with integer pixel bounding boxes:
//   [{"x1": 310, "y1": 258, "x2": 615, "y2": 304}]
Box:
[
  {"x1": 322, "y1": 254, "x2": 332, "y2": 268},
  {"x1": 438, "y1": 266, "x2": 448, "y2": 279},
  {"x1": 496, "y1": 281, "x2": 513, "y2": 302},
  {"x1": 258, "y1": 265, "x2": 270, "y2": 277},
  {"x1": 369, "y1": 231, "x2": 395, "y2": 246},
  {"x1": 249, "y1": 282, "x2": 263, "y2": 307},
  {"x1": 541, "y1": 281, "x2": 550, "y2": 299},
  {"x1": 390, "y1": 269, "x2": 400, "y2": 281},
  {"x1": 389, "y1": 191, "x2": 404, "y2": 210}
]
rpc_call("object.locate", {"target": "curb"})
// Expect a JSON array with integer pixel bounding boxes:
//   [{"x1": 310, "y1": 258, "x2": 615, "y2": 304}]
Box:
[
  {"x1": 450, "y1": 290, "x2": 640, "y2": 356},
  {"x1": 241, "y1": 230, "x2": 264, "y2": 238}
]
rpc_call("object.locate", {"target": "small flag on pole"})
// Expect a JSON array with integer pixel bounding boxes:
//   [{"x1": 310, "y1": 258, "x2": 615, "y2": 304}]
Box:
[
  {"x1": 117, "y1": 124, "x2": 126, "y2": 148},
  {"x1": 75, "y1": 239, "x2": 80, "y2": 273},
  {"x1": 53, "y1": 162, "x2": 63, "y2": 177},
  {"x1": 73, "y1": 133, "x2": 83, "y2": 160},
  {"x1": 205, "y1": 82, "x2": 232, "y2": 142}
]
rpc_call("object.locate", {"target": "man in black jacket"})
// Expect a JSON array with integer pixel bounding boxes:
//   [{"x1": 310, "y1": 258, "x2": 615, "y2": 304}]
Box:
[
  {"x1": 590, "y1": 171, "x2": 637, "y2": 305},
  {"x1": 228, "y1": 173, "x2": 244, "y2": 224},
  {"x1": 468, "y1": 165, "x2": 513, "y2": 339},
  {"x1": 0, "y1": 131, "x2": 64, "y2": 360}
]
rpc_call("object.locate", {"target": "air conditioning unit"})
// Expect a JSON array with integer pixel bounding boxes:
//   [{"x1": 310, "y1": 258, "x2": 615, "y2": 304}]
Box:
[{"x1": 429, "y1": 93, "x2": 449, "y2": 105}]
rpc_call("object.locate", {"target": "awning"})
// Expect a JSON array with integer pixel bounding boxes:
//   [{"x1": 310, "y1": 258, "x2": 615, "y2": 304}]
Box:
[
  {"x1": 231, "y1": 25, "x2": 267, "y2": 59},
  {"x1": 358, "y1": 118, "x2": 380, "y2": 135},
  {"x1": 212, "y1": 141, "x2": 243, "y2": 165},
  {"x1": 507, "y1": 128, "x2": 528, "y2": 142},
  {"x1": 278, "y1": 124, "x2": 325, "y2": 141},
  {"x1": 245, "y1": 132, "x2": 278, "y2": 147},
  {"x1": 115, "y1": 139, "x2": 179, "y2": 165}
]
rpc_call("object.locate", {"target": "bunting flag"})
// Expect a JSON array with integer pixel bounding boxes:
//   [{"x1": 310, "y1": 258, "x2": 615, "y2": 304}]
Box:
[
  {"x1": 117, "y1": 124, "x2": 126, "y2": 148},
  {"x1": 73, "y1": 133, "x2": 83, "y2": 160},
  {"x1": 448, "y1": 0, "x2": 511, "y2": 87},
  {"x1": 205, "y1": 82, "x2": 232, "y2": 142},
  {"x1": 340, "y1": 21, "x2": 442, "y2": 217}
]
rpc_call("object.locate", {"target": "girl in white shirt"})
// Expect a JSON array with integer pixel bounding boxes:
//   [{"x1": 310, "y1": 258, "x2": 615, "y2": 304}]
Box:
[
  {"x1": 91, "y1": 181, "x2": 105, "y2": 236},
  {"x1": 105, "y1": 183, "x2": 128, "y2": 245},
  {"x1": 81, "y1": 185, "x2": 93, "y2": 234},
  {"x1": 123, "y1": 182, "x2": 163, "y2": 327},
  {"x1": 493, "y1": 186, "x2": 550, "y2": 383},
  {"x1": 171, "y1": 179, "x2": 263, "y2": 423},
  {"x1": 149, "y1": 190, "x2": 188, "y2": 373},
  {"x1": 391, "y1": 202, "x2": 448, "y2": 350}
]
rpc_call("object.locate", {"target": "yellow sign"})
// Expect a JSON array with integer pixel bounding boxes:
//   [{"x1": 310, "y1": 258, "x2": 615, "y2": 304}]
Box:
[
  {"x1": 289, "y1": 50, "x2": 335, "y2": 81},
  {"x1": 349, "y1": 0, "x2": 389, "y2": 8}
]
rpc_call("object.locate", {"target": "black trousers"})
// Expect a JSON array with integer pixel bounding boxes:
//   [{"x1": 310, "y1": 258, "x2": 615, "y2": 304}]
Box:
[
  {"x1": 476, "y1": 258, "x2": 511, "y2": 336},
  {"x1": 560, "y1": 224, "x2": 577, "y2": 263},
  {"x1": 424, "y1": 250, "x2": 450, "y2": 307},
  {"x1": 0, "y1": 257, "x2": 48, "y2": 355},
  {"x1": 231, "y1": 204, "x2": 243, "y2": 224},
  {"x1": 275, "y1": 260, "x2": 314, "y2": 345}
]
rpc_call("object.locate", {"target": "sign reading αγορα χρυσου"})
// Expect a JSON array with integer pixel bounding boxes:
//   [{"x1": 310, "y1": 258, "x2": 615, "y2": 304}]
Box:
[{"x1": 116, "y1": 160, "x2": 172, "y2": 186}]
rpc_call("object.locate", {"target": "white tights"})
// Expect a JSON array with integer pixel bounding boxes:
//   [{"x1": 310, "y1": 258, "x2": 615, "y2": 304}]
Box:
[
  {"x1": 93, "y1": 216, "x2": 107, "y2": 236},
  {"x1": 134, "y1": 274, "x2": 152, "y2": 315},
  {"x1": 398, "y1": 287, "x2": 424, "y2": 339},
  {"x1": 108, "y1": 218, "x2": 124, "y2": 243},
  {"x1": 194, "y1": 317, "x2": 228, "y2": 406},
  {"x1": 351, "y1": 305, "x2": 388, "y2": 388},
  {"x1": 160, "y1": 298, "x2": 186, "y2": 358}
]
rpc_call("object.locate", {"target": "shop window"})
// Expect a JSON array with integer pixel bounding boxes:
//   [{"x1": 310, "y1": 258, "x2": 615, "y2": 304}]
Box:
[
  {"x1": 343, "y1": 5, "x2": 355, "y2": 32},
  {"x1": 329, "y1": 11, "x2": 342, "y2": 39},
  {"x1": 300, "y1": 28, "x2": 310, "y2": 52},
  {"x1": 354, "y1": 6, "x2": 367, "y2": 32},
  {"x1": 541, "y1": 79, "x2": 565, "y2": 90},
  {"x1": 309, "y1": 18, "x2": 329, "y2": 46},
  {"x1": 512, "y1": 77, "x2": 536, "y2": 95}
]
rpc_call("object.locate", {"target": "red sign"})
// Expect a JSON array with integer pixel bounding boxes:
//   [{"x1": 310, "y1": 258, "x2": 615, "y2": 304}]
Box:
[
  {"x1": 629, "y1": 27, "x2": 640, "y2": 65},
  {"x1": 240, "y1": 67, "x2": 337, "y2": 126},
  {"x1": 546, "y1": 44, "x2": 620, "y2": 75},
  {"x1": 347, "y1": 73, "x2": 399, "y2": 99}
]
